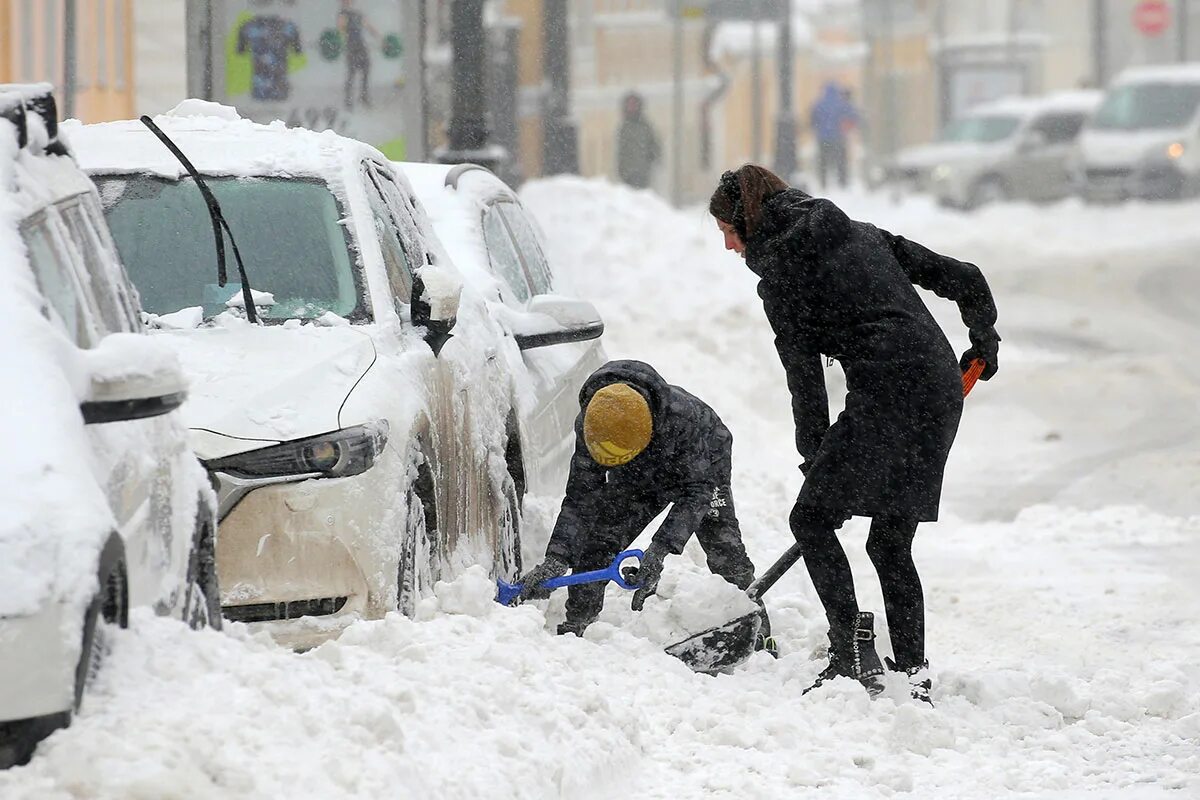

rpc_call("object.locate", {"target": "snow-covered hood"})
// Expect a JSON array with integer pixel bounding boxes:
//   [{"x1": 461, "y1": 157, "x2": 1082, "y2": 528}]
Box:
[
  {"x1": 1078, "y1": 128, "x2": 1188, "y2": 167},
  {"x1": 153, "y1": 324, "x2": 377, "y2": 454},
  {"x1": 893, "y1": 141, "x2": 1009, "y2": 171}
]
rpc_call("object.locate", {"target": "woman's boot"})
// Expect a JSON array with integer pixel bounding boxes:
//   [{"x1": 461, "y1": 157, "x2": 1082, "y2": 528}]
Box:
[{"x1": 803, "y1": 612, "x2": 885, "y2": 696}]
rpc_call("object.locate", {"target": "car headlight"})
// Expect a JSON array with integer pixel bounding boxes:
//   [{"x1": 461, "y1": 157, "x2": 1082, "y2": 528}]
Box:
[
  {"x1": 1167, "y1": 142, "x2": 1186, "y2": 160},
  {"x1": 932, "y1": 164, "x2": 953, "y2": 181},
  {"x1": 206, "y1": 421, "x2": 389, "y2": 479}
]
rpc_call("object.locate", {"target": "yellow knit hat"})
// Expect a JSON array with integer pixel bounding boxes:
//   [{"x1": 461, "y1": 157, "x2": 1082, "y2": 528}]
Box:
[{"x1": 583, "y1": 383, "x2": 653, "y2": 466}]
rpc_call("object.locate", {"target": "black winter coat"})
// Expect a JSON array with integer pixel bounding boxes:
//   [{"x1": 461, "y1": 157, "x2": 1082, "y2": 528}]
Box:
[
  {"x1": 546, "y1": 360, "x2": 731, "y2": 564},
  {"x1": 746, "y1": 190, "x2": 997, "y2": 521}
]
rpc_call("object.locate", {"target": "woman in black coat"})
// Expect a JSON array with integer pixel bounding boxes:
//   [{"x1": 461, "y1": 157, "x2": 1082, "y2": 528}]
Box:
[{"x1": 709, "y1": 165, "x2": 999, "y2": 701}]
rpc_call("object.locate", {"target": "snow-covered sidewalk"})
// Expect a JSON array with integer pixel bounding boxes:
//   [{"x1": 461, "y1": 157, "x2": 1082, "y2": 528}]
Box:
[{"x1": 2, "y1": 182, "x2": 1197, "y2": 799}]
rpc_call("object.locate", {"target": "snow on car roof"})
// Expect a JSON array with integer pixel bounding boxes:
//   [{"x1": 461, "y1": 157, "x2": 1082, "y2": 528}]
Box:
[
  {"x1": 967, "y1": 90, "x2": 1103, "y2": 119},
  {"x1": 64, "y1": 99, "x2": 386, "y2": 181},
  {"x1": 1114, "y1": 62, "x2": 1200, "y2": 85}
]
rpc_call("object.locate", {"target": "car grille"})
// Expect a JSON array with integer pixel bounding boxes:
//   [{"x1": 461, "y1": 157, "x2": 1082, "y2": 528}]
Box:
[{"x1": 222, "y1": 596, "x2": 348, "y2": 624}]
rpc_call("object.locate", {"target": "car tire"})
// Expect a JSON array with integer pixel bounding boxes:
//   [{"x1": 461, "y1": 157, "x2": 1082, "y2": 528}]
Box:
[
  {"x1": 183, "y1": 499, "x2": 222, "y2": 631},
  {"x1": 75, "y1": 535, "x2": 128, "y2": 713},
  {"x1": 966, "y1": 176, "x2": 1008, "y2": 210},
  {"x1": 397, "y1": 443, "x2": 440, "y2": 617}
]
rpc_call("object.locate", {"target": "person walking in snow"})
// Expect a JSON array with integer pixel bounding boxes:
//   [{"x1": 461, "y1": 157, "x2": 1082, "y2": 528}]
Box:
[
  {"x1": 809, "y1": 81, "x2": 860, "y2": 189},
  {"x1": 616, "y1": 92, "x2": 661, "y2": 190},
  {"x1": 708, "y1": 164, "x2": 1000, "y2": 702},
  {"x1": 514, "y1": 360, "x2": 771, "y2": 647}
]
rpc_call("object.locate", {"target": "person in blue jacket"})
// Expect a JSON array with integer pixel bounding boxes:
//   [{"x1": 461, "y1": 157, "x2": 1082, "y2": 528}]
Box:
[{"x1": 809, "y1": 81, "x2": 860, "y2": 189}]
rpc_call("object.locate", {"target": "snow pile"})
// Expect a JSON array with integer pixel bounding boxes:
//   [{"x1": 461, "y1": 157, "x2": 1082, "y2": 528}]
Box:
[{"x1": 4, "y1": 177, "x2": 1200, "y2": 797}]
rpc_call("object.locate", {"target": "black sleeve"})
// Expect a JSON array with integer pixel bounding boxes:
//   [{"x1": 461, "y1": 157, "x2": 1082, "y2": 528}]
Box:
[
  {"x1": 650, "y1": 478, "x2": 712, "y2": 555},
  {"x1": 545, "y1": 419, "x2": 606, "y2": 564},
  {"x1": 882, "y1": 230, "x2": 998, "y2": 332},
  {"x1": 763, "y1": 292, "x2": 830, "y2": 461}
]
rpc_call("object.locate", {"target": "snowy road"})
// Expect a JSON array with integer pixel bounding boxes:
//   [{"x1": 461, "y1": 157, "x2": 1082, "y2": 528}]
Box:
[{"x1": 2, "y1": 184, "x2": 1198, "y2": 799}]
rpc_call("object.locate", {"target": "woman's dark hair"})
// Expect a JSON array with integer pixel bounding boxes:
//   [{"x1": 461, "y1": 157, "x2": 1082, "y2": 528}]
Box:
[{"x1": 708, "y1": 164, "x2": 789, "y2": 241}]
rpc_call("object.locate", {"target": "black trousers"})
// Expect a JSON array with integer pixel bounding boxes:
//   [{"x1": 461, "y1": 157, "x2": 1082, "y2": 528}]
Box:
[
  {"x1": 562, "y1": 483, "x2": 756, "y2": 632},
  {"x1": 791, "y1": 504, "x2": 924, "y2": 669}
]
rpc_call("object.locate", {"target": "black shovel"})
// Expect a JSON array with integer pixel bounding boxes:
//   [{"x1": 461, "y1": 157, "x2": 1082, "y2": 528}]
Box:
[{"x1": 665, "y1": 542, "x2": 804, "y2": 674}]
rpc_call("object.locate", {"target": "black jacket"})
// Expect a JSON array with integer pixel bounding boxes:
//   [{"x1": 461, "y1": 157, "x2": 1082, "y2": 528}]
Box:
[
  {"x1": 746, "y1": 190, "x2": 997, "y2": 521},
  {"x1": 546, "y1": 360, "x2": 731, "y2": 563}
]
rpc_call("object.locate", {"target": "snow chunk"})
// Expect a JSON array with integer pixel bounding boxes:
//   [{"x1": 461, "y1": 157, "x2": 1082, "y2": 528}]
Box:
[
  {"x1": 148, "y1": 306, "x2": 203, "y2": 330},
  {"x1": 224, "y1": 287, "x2": 275, "y2": 309},
  {"x1": 165, "y1": 99, "x2": 242, "y2": 121}
]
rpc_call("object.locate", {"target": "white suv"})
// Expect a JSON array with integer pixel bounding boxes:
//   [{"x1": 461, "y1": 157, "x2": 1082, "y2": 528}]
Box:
[{"x1": 0, "y1": 86, "x2": 219, "y2": 768}]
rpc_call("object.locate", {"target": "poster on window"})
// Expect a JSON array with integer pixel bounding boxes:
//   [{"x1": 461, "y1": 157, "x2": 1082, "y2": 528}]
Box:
[{"x1": 208, "y1": 0, "x2": 422, "y2": 160}]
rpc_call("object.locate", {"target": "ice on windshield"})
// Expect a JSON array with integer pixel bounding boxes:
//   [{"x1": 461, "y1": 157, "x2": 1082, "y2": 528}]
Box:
[
  {"x1": 1091, "y1": 82, "x2": 1200, "y2": 131},
  {"x1": 95, "y1": 175, "x2": 365, "y2": 321},
  {"x1": 939, "y1": 115, "x2": 1021, "y2": 144}
]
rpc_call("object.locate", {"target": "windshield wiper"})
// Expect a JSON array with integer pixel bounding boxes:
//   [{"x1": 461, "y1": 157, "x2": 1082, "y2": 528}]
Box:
[{"x1": 138, "y1": 115, "x2": 259, "y2": 323}]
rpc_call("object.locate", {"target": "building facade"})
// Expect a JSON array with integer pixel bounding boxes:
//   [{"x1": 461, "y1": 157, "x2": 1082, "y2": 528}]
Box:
[{"x1": 0, "y1": 0, "x2": 137, "y2": 122}]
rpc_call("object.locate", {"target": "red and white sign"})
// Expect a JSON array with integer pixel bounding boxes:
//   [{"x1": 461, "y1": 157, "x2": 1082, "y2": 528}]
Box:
[{"x1": 1133, "y1": 0, "x2": 1171, "y2": 37}]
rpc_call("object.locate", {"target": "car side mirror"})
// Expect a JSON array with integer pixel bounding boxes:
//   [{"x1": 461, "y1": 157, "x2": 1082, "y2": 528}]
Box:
[
  {"x1": 511, "y1": 295, "x2": 605, "y2": 350},
  {"x1": 411, "y1": 264, "x2": 462, "y2": 357},
  {"x1": 78, "y1": 333, "x2": 189, "y2": 424}
]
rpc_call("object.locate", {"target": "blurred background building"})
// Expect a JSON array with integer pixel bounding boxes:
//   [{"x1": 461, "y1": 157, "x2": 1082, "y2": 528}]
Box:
[{"x1": 3, "y1": 0, "x2": 1200, "y2": 203}]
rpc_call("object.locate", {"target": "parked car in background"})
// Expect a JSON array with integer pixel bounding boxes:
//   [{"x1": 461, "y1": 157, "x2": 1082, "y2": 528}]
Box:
[
  {"x1": 0, "y1": 87, "x2": 219, "y2": 768},
  {"x1": 1076, "y1": 64, "x2": 1200, "y2": 202},
  {"x1": 927, "y1": 91, "x2": 1102, "y2": 210},
  {"x1": 69, "y1": 102, "x2": 529, "y2": 648},
  {"x1": 399, "y1": 162, "x2": 607, "y2": 518}
]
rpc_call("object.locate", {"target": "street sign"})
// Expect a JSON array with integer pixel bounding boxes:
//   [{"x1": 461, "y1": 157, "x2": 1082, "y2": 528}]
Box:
[{"x1": 1133, "y1": 0, "x2": 1171, "y2": 36}]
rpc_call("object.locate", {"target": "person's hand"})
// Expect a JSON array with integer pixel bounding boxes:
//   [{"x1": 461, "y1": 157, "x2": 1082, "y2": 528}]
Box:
[
  {"x1": 960, "y1": 326, "x2": 1000, "y2": 381},
  {"x1": 624, "y1": 542, "x2": 669, "y2": 611},
  {"x1": 513, "y1": 556, "x2": 569, "y2": 604}
]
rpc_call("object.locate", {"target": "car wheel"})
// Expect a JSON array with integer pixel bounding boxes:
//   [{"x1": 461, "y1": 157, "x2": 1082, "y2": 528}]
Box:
[
  {"x1": 967, "y1": 176, "x2": 1007, "y2": 210},
  {"x1": 75, "y1": 535, "x2": 128, "y2": 712},
  {"x1": 397, "y1": 444, "x2": 440, "y2": 617},
  {"x1": 182, "y1": 499, "x2": 222, "y2": 631}
]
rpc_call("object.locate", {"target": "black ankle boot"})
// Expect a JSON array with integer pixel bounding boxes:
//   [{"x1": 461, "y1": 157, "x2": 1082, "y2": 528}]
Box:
[
  {"x1": 803, "y1": 612, "x2": 885, "y2": 696},
  {"x1": 886, "y1": 657, "x2": 933, "y2": 705}
]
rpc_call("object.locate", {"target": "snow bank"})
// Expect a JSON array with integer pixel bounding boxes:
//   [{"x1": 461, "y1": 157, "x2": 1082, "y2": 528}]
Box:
[{"x1": 4, "y1": 177, "x2": 1200, "y2": 797}]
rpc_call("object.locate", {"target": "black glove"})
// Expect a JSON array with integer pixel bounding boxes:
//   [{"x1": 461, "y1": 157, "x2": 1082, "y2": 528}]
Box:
[
  {"x1": 960, "y1": 326, "x2": 1000, "y2": 381},
  {"x1": 624, "y1": 542, "x2": 669, "y2": 612},
  {"x1": 513, "y1": 556, "x2": 569, "y2": 604}
]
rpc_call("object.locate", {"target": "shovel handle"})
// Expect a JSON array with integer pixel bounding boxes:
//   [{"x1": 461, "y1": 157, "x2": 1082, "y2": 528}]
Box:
[
  {"x1": 495, "y1": 549, "x2": 644, "y2": 605},
  {"x1": 962, "y1": 358, "x2": 985, "y2": 397},
  {"x1": 746, "y1": 542, "x2": 805, "y2": 602}
]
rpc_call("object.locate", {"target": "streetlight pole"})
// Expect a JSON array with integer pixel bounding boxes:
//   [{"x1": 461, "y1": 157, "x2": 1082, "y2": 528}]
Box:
[
  {"x1": 672, "y1": 0, "x2": 684, "y2": 206},
  {"x1": 1180, "y1": 0, "x2": 1190, "y2": 62},
  {"x1": 773, "y1": 0, "x2": 797, "y2": 180},
  {"x1": 440, "y1": 0, "x2": 499, "y2": 168},
  {"x1": 543, "y1": 0, "x2": 578, "y2": 174},
  {"x1": 63, "y1": 0, "x2": 78, "y2": 118},
  {"x1": 1092, "y1": 0, "x2": 1108, "y2": 88}
]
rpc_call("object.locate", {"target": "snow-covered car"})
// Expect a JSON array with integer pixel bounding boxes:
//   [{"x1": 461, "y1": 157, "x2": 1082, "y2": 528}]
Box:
[
  {"x1": 925, "y1": 91, "x2": 1101, "y2": 210},
  {"x1": 1076, "y1": 64, "x2": 1200, "y2": 202},
  {"x1": 68, "y1": 102, "x2": 523, "y2": 648},
  {"x1": 399, "y1": 163, "x2": 607, "y2": 513},
  {"x1": 0, "y1": 87, "x2": 219, "y2": 768}
]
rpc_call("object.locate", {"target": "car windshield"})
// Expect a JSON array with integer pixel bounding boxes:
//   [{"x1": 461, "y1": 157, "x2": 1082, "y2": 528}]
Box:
[
  {"x1": 939, "y1": 115, "x2": 1022, "y2": 143},
  {"x1": 94, "y1": 175, "x2": 366, "y2": 322},
  {"x1": 1091, "y1": 82, "x2": 1200, "y2": 130}
]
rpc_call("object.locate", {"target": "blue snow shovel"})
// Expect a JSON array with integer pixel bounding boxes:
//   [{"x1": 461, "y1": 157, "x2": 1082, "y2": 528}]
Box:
[{"x1": 494, "y1": 549, "x2": 644, "y2": 606}]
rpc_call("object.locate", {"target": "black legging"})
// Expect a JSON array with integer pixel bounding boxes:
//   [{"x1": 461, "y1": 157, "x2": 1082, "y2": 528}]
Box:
[{"x1": 791, "y1": 505, "x2": 924, "y2": 669}]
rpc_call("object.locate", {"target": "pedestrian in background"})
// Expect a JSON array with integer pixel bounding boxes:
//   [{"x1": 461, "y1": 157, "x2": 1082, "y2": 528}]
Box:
[
  {"x1": 809, "y1": 81, "x2": 860, "y2": 189},
  {"x1": 708, "y1": 164, "x2": 1000, "y2": 703},
  {"x1": 616, "y1": 92, "x2": 661, "y2": 190}
]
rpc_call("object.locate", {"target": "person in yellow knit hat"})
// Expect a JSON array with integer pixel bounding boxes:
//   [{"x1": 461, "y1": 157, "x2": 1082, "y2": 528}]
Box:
[{"x1": 514, "y1": 360, "x2": 772, "y2": 648}]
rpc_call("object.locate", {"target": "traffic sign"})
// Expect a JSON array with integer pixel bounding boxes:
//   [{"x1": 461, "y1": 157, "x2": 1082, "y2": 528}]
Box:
[{"x1": 1133, "y1": 0, "x2": 1171, "y2": 36}]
